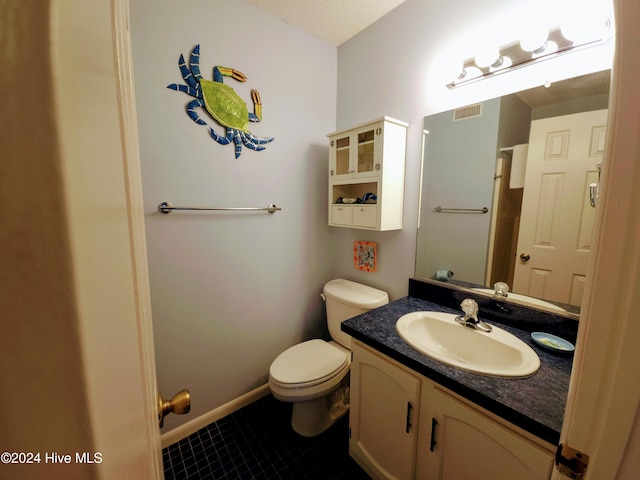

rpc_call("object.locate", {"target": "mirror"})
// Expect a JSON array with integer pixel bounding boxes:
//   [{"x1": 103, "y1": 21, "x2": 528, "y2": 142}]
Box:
[{"x1": 415, "y1": 70, "x2": 611, "y2": 317}]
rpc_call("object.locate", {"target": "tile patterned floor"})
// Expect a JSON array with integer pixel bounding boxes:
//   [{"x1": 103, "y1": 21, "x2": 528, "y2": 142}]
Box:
[{"x1": 162, "y1": 393, "x2": 371, "y2": 479}]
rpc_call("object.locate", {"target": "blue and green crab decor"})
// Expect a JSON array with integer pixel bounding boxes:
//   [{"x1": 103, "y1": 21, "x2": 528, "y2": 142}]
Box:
[{"x1": 167, "y1": 44, "x2": 274, "y2": 158}]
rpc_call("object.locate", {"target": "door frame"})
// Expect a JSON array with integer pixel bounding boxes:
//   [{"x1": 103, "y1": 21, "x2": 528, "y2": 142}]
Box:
[
  {"x1": 552, "y1": 0, "x2": 640, "y2": 478},
  {"x1": 112, "y1": 0, "x2": 163, "y2": 475}
]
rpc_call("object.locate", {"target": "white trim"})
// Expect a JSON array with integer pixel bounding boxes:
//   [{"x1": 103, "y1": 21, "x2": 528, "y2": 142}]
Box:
[
  {"x1": 112, "y1": 0, "x2": 163, "y2": 475},
  {"x1": 161, "y1": 384, "x2": 272, "y2": 448}
]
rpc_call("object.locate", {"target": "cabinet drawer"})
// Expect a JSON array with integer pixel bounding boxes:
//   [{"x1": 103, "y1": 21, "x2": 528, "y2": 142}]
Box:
[
  {"x1": 332, "y1": 205, "x2": 353, "y2": 225},
  {"x1": 353, "y1": 205, "x2": 377, "y2": 228}
]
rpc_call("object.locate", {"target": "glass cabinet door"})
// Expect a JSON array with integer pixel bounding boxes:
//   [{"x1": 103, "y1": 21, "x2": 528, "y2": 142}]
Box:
[
  {"x1": 356, "y1": 128, "x2": 376, "y2": 175},
  {"x1": 335, "y1": 136, "x2": 351, "y2": 176}
]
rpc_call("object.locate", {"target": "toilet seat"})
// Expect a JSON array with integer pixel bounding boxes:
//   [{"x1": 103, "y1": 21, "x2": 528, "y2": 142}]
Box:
[{"x1": 269, "y1": 339, "x2": 349, "y2": 389}]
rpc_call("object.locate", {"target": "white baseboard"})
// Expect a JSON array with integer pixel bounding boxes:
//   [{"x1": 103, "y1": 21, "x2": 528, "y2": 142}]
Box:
[{"x1": 160, "y1": 383, "x2": 271, "y2": 448}]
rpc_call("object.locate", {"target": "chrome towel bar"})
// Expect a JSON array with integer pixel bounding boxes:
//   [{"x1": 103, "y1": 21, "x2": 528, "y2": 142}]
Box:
[
  {"x1": 158, "y1": 202, "x2": 281, "y2": 214},
  {"x1": 432, "y1": 206, "x2": 488, "y2": 214}
]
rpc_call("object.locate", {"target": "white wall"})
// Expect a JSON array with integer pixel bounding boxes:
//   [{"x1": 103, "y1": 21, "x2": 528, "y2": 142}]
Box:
[
  {"x1": 130, "y1": 0, "x2": 336, "y2": 431},
  {"x1": 333, "y1": 0, "x2": 613, "y2": 300}
]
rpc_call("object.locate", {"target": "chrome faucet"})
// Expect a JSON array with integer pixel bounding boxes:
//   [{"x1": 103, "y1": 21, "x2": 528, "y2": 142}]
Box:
[{"x1": 455, "y1": 299, "x2": 493, "y2": 333}]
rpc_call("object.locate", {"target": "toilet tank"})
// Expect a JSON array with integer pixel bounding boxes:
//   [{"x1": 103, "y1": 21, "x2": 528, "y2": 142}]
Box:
[{"x1": 322, "y1": 279, "x2": 389, "y2": 349}]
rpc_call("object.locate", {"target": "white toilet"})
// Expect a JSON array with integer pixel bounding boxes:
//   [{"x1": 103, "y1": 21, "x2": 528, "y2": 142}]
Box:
[{"x1": 269, "y1": 279, "x2": 389, "y2": 437}]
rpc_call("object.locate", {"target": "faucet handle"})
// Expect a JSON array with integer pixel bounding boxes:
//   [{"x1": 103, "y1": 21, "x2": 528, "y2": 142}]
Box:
[
  {"x1": 460, "y1": 298, "x2": 478, "y2": 319},
  {"x1": 494, "y1": 282, "x2": 509, "y2": 297},
  {"x1": 458, "y1": 298, "x2": 492, "y2": 333}
]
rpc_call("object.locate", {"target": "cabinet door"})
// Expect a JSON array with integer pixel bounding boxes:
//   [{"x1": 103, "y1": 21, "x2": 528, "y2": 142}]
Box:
[
  {"x1": 350, "y1": 343, "x2": 420, "y2": 480},
  {"x1": 426, "y1": 386, "x2": 554, "y2": 480},
  {"x1": 353, "y1": 125, "x2": 379, "y2": 178},
  {"x1": 353, "y1": 205, "x2": 377, "y2": 228},
  {"x1": 331, "y1": 134, "x2": 352, "y2": 180}
]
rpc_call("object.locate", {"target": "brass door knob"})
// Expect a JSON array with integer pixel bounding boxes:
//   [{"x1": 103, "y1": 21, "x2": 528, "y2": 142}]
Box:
[
  {"x1": 158, "y1": 389, "x2": 190, "y2": 428},
  {"x1": 520, "y1": 253, "x2": 531, "y2": 262}
]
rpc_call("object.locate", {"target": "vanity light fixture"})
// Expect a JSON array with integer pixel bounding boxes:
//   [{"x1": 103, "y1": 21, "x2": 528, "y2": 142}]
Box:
[{"x1": 447, "y1": 18, "x2": 612, "y2": 89}]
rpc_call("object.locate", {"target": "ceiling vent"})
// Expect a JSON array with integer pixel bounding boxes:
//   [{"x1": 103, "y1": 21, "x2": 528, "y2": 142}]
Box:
[{"x1": 453, "y1": 103, "x2": 483, "y2": 121}]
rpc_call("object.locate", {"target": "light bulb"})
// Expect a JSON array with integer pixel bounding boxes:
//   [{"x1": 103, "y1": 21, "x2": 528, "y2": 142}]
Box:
[
  {"x1": 531, "y1": 40, "x2": 558, "y2": 58},
  {"x1": 520, "y1": 29, "x2": 549, "y2": 53},
  {"x1": 475, "y1": 47, "x2": 502, "y2": 69},
  {"x1": 462, "y1": 66, "x2": 483, "y2": 80},
  {"x1": 443, "y1": 58, "x2": 465, "y2": 83},
  {"x1": 490, "y1": 56, "x2": 511, "y2": 72}
]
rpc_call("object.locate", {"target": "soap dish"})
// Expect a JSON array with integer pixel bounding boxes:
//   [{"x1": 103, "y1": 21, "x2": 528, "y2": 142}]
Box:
[{"x1": 531, "y1": 332, "x2": 575, "y2": 353}]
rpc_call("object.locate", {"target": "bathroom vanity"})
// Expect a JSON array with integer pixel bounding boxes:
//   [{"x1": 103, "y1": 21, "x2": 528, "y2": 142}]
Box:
[{"x1": 341, "y1": 278, "x2": 577, "y2": 480}]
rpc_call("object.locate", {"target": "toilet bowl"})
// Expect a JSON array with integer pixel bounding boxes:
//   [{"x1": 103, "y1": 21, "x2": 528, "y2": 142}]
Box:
[
  {"x1": 270, "y1": 339, "x2": 351, "y2": 436},
  {"x1": 269, "y1": 279, "x2": 389, "y2": 437}
]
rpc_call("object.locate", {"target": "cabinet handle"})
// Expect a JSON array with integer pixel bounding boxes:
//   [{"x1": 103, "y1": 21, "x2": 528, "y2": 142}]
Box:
[
  {"x1": 430, "y1": 418, "x2": 438, "y2": 451},
  {"x1": 405, "y1": 402, "x2": 413, "y2": 433}
]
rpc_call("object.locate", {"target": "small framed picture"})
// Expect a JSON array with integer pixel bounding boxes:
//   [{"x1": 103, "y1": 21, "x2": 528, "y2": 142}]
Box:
[{"x1": 354, "y1": 241, "x2": 377, "y2": 272}]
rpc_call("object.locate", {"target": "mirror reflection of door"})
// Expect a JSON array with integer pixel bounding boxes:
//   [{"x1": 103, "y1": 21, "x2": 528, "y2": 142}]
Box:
[{"x1": 512, "y1": 110, "x2": 608, "y2": 306}]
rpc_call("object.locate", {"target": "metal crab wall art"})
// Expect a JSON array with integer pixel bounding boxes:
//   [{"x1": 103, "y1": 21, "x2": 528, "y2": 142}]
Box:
[{"x1": 167, "y1": 44, "x2": 274, "y2": 158}]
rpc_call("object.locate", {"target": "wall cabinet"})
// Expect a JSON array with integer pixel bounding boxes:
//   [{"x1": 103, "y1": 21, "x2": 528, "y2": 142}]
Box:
[
  {"x1": 328, "y1": 117, "x2": 407, "y2": 231},
  {"x1": 350, "y1": 341, "x2": 555, "y2": 480}
]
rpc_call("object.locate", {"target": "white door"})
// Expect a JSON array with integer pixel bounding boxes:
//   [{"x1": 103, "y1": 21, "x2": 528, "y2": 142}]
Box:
[
  {"x1": 56, "y1": 0, "x2": 162, "y2": 477},
  {"x1": 2, "y1": 1, "x2": 162, "y2": 479},
  {"x1": 513, "y1": 110, "x2": 607, "y2": 306}
]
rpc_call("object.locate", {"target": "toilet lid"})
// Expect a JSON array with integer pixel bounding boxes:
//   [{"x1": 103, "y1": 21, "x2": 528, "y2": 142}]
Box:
[{"x1": 270, "y1": 339, "x2": 349, "y2": 386}]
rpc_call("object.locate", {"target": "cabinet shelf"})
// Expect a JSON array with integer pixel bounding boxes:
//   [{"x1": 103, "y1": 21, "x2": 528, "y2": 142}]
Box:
[{"x1": 331, "y1": 182, "x2": 377, "y2": 204}]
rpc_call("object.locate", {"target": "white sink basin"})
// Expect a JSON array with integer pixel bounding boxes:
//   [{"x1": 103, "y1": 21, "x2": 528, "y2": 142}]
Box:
[
  {"x1": 472, "y1": 288, "x2": 567, "y2": 313},
  {"x1": 396, "y1": 311, "x2": 540, "y2": 378}
]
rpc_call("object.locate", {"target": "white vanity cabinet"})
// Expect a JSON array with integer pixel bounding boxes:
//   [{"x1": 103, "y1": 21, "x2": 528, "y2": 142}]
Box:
[
  {"x1": 328, "y1": 117, "x2": 407, "y2": 231},
  {"x1": 350, "y1": 341, "x2": 555, "y2": 480}
]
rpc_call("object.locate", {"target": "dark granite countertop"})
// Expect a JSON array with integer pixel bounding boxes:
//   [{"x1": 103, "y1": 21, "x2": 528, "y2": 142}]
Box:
[{"x1": 341, "y1": 294, "x2": 575, "y2": 445}]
